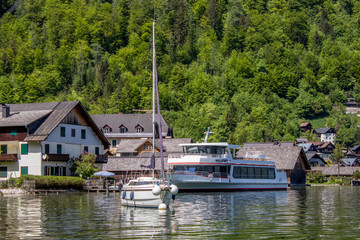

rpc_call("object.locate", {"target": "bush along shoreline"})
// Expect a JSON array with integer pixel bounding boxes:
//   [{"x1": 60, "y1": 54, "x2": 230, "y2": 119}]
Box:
[
  {"x1": 0, "y1": 175, "x2": 85, "y2": 193},
  {"x1": 307, "y1": 171, "x2": 360, "y2": 186}
]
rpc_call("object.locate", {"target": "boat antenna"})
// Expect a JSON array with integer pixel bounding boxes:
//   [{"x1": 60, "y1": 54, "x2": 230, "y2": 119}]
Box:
[{"x1": 204, "y1": 127, "x2": 214, "y2": 143}]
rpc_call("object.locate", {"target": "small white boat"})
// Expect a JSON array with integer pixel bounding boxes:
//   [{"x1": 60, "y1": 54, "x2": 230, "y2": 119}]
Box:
[
  {"x1": 120, "y1": 21, "x2": 178, "y2": 209},
  {"x1": 168, "y1": 141, "x2": 288, "y2": 191},
  {"x1": 120, "y1": 177, "x2": 175, "y2": 208}
]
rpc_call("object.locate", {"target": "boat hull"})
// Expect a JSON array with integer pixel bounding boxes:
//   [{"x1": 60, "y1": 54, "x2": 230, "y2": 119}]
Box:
[
  {"x1": 170, "y1": 174, "x2": 288, "y2": 192},
  {"x1": 121, "y1": 188, "x2": 172, "y2": 208}
]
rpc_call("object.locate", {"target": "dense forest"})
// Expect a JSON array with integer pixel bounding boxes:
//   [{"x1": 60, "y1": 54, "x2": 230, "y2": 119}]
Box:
[{"x1": 1, "y1": 0, "x2": 360, "y2": 146}]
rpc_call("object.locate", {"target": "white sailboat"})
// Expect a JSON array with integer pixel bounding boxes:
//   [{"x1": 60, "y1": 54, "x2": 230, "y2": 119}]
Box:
[{"x1": 120, "y1": 21, "x2": 178, "y2": 209}]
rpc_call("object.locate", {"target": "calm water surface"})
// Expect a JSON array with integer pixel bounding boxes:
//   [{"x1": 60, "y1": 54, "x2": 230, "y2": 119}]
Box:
[{"x1": 1, "y1": 187, "x2": 360, "y2": 239}]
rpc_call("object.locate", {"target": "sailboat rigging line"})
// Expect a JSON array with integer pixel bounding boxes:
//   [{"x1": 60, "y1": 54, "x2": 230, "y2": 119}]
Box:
[{"x1": 153, "y1": 22, "x2": 166, "y2": 182}]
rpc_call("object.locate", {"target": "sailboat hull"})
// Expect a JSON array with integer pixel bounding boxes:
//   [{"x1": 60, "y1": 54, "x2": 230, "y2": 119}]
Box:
[{"x1": 120, "y1": 181, "x2": 172, "y2": 208}]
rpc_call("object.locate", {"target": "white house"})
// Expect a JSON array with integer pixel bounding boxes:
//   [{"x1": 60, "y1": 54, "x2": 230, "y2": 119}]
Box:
[
  {"x1": 0, "y1": 101, "x2": 109, "y2": 179},
  {"x1": 313, "y1": 127, "x2": 336, "y2": 144}
]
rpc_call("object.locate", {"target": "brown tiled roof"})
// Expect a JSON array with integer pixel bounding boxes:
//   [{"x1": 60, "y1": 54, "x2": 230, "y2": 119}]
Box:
[
  {"x1": 318, "y1": 142, "x2": 333, "y2": 149},
  {"x1": 300, "y1": 122, "x2": 311, "y2": 127},
  {"x1": 238, "y1": 145, "x2": 310, "y2": 170},
  {"x1": 306, "y1": 141, "x2": 323, "y2": 147}
]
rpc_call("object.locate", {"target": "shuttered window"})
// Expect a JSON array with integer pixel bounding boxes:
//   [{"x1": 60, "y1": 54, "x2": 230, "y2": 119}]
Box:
[
  {"x1": 45, "y1": 144, "x2": 50, "y2": 154},
  {"x1": 0, "y1": 167, "x2": 7, "y2": 178},
  {"x1": 1, "y1": 145, "x2": 7, "y2": 154},
  {"x1": 60, "y1": 127, "x2": 66, "y2": 137},
  {"x1": 21, "y1": 166, "x2": 28, "y2": 175},
  {"x1": 81, "y1": 129, "x2": 86, "y2": 139},
  {"x1": 21, "y1": 144, "x2": 28, "y2": 155},
  {"x1": 57, "y1": 144, "x2": 62, "y2": 154}
]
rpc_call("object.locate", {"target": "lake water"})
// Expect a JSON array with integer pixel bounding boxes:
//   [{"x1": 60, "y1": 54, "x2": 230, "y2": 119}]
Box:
[{"x1": 1, "y1": 187, "x2": 360, "y2": 239}]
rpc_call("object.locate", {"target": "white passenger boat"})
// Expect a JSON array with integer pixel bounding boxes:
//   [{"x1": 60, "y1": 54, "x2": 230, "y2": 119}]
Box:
[
  {"x1": 168, "y1": 142, "x2": 288, "y2": 191},
  {"x1": 120, "y1": 21, "x2": 178, "y2": 209}
]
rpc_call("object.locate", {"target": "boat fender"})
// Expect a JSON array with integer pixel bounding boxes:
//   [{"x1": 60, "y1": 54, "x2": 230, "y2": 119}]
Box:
[
  {"x1": 118, "y1": 181, "x2": 123, "y2": 192},
  {"x1": 130, "y1": 191, "x2": 134, "y2": 200},
  {"x1": 172, "y1": 194, "x2": 176, "y2": 200},
  {"x1": 152, "y1": 185, "x2": 161, "y2": 196},
  {"x1": 122, "y1": 191, "x2": 126, "y2": 199},
  {"x1": 170, "y1": 184, "x2": 178, "y2": 195}
]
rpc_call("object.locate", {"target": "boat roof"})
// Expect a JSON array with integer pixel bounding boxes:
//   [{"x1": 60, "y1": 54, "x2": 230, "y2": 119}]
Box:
[{"x1": 179, "y1": 142, "x2": 241, "y2": 148}]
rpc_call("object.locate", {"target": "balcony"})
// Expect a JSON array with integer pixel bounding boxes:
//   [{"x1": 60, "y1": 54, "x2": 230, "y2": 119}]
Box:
[
  {"x1": 44, "y1": 154, "x2": 70, "y2": 162},
  {"x1": 95, "y1": 154, "x2": 108, "y2": 164},
  {"x1": 0, "y1": 154, "x2": 18, "y2": 162}
]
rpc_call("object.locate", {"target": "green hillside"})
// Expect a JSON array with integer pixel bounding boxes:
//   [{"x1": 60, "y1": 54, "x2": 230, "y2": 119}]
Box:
[{"x1": 1, "y1": 0, "x2": 360, "y2": 146}]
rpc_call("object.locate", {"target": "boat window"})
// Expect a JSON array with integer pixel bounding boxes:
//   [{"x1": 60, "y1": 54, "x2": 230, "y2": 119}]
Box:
[
  {"x1": 248, "y1": 167, "x2": 255, "y2": 178},
  {"x1": 183, "y1": 146, "x2": 227, "y2": 154},
  {"x1": 241, "y1": 167, "x2": 248, "y2": 178},
  {"x1": 261, "y1": 168, "x2": 268, "y2": 179},
  {"x1": 268, "y1": 168, "x2": 275, "y2": 179},
  {"x1": 254, "y1": 167, "x2": 262, "y2": 178},
  {"x1": 136, "y1": 181, "x2": 152, "y2": 185},
  {"x1": 128, "y1": 182, "x2": 137, "y2": 186},
  {"x1": 233, "y1": 167, "x2": 276, "y2": 179},
  {"x1": 189, "y1": 167, "x2": 196, "y2": 173}
]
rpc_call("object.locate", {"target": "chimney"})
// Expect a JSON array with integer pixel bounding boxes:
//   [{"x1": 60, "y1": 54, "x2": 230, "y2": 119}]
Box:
[{"x1": 2, "y1": 104, "x2": 10, "y2": 118}]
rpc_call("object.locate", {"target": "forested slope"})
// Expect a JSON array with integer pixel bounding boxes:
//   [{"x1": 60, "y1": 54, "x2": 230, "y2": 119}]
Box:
[{"x1": 1, "y1": 0, "x2": 360, "y2": 146}]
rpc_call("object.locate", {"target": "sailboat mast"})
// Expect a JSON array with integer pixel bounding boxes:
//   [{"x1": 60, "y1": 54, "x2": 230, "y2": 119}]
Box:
[
  {"x1": 152, "y1": 21, "x2": 156, "y2": 178},
  {"x1": 152, "y1": 21, "x2": 156, "y2": 154}
]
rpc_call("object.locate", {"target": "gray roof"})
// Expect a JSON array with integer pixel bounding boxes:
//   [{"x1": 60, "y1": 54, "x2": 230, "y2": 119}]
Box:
[
  {"x1": 0, "y1": 110, "x2": 52, "y2": 127},
  {"x1": 1, "y1": 101, "x2": 109, "y2": 146},
  {"x1": 104, "y1": 155, "x2": 172, "y2": 171},
  {"x1": 91, "y1": 113, "x2": 172, "y2": 137},
  {"x1": 314, "y1": 127, "x2": 335, "y2": 134},
  {"x1": 238, "y1": 146, "x2": 310, "y2": 170},
  {"x1": 341, "y1": 158, "x2": 357, "y2": 166},
  {"x1": 242, "y1": 142, "x2": 294, "y2": 148},
  {"x1": 296, "y1": 138, "x2": 308, "y2": 143},
  {"x1": 116, "y1": 138, "x2": 192, "y2": 153},
  {"x1": 298, "y1": 143, "x2": 313, "y2": 152},
  {"x1": 311, "y1": 167, "x2": 360, "y2": 176}
]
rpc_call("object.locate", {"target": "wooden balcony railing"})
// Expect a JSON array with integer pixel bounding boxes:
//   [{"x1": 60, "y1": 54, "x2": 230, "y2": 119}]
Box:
[
  {"x1": 0, "y1": 154, "x2": 18, "y2": 162},
  {"x1": 95, "y1": 154, "x2": 108, "y2": 164},
  {"x1": 44, "y1": 154, "x2": 70, "y2": 162}
]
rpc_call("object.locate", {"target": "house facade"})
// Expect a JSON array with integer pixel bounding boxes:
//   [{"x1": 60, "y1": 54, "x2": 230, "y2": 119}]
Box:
[
  {"x1": 0, "y1": 102, "x2": 109, "y2": 179},
  {"x1": 313, "y1": 127, "x2": 336, "y2": 144},
  {"x1": 91, "y1": 113, "x2": 173, "y2": 155},
  {"x1": 300, "y1": 122, "x2": 312, "y2": 132}
]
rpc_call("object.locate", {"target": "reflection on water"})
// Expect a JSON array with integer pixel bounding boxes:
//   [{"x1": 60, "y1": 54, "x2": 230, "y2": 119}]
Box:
[{"x1": 1, "y1": 187, "x2": 360, "y2": 239}]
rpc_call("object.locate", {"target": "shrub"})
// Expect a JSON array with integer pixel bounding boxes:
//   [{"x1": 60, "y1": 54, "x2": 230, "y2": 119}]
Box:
[
  {"x1": 353, "y1": 170, "x2": 360, "y2": 180},
  {"x1": 328, "y1": 176, "x2": 343, "y2": 185},
  {"x1": 307, "y1": 171, "x2": 326, "y2": 183},
  {"x1": 0, "y1": 181, "x2": 8, "y2": 189},
  {"x1": 17, "y1": 175, "x2": 85, "y2": 190}
]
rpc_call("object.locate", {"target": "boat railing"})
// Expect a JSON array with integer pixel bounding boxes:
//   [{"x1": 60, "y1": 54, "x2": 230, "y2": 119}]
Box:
[{"x1": 168, "y1": 153, "x2": 228, "y2": 159}]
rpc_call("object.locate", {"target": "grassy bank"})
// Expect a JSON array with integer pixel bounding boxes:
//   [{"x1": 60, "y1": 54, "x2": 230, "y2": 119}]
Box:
[{"x1": 1, "y1": 175, "x2": 85, "y2": 190}]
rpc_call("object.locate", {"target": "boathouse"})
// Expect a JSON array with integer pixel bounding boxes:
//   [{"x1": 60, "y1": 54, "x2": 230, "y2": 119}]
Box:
[{"x1": 238, "y1": 144, "x2": 310, "y2": 186}]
